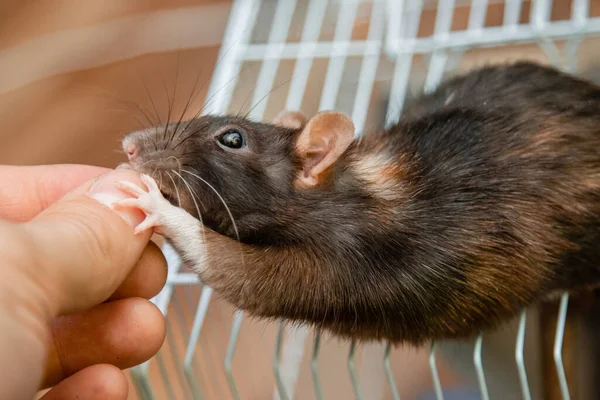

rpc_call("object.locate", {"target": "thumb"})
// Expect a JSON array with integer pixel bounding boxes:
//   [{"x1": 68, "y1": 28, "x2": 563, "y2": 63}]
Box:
[{"x1": 21, "y1": 169, "x2": 153, "y2": 317}]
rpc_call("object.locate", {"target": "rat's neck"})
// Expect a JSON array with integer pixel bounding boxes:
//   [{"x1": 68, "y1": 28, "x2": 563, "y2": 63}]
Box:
[{"x1": 280, "y1": 131, "x2": 406, "y2": 246}]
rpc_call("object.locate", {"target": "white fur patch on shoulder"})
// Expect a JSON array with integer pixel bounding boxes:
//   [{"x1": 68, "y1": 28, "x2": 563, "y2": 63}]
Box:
[{"x1": 352, "y1": 153, "x2": 403, "y2": 201}]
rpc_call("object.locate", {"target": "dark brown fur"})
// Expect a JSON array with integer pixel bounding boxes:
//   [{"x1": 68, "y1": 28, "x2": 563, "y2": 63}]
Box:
[{"x1": 125, "y1": 61, "x2": 600, "y2": 344}]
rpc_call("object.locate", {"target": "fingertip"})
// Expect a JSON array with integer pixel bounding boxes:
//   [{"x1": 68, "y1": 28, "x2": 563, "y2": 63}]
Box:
[
  {"x1": 40, "y1": 364, "x2": 128, "y2": 400},
  {"x1": 125, "y1": 298, "x2": 167, "y2": 358},
  {"x1": 45, "y1": 298, "x2": 166, "y2": 388},
  {"x1": 97, "y1": 298, "x2": 166, "y2": 370},
  {"x1": 111, "y1": 241, "x2": 168, "y2": 300},
  {"x1": 93, "y1": 297, "x2": 167, "y2": 366}
]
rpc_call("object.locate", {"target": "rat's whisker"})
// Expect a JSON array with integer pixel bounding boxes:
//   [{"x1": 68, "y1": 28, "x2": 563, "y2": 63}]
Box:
[
  {"x1": 127, "y1": 116, "x2": 158, "y2": 152},
  {"x1": 165, "y1": 170, "x2": 182, "y2": 208},
  {"x1": 104, "y1": 105, "x2": 152, "y2": 129},
  {"x1": 103, "y1": 106, "x2": 137, "y2": 115},
  {"x1": 165, "y1": 156, "x2": 183, "y2": 174},
  {"x1": 180, "y1": 169, "x2": 241, "y2": 243},
  {"x1": 170, "y1": 170, "x2": 207, "y2": 211},
  {"x1": 175, "y1": 53, "x2": 248, "y2": 149},
  {"x1": 134, "y1": 159, "x2": 155, "y2": 170},
  {"x1": 158, "y1": 170, "x2": 164, "y2": 191},
  {"x1": 150, "y1": 137, "x2": 159, "y2": 152},
  {"x1": 69, "y1": 82, "x2": 156, "y2": 129},
  {"x1": 179, "y1": 169, "x2": 246, "y2": 269},
  {"x1": 170, "y1": 170, "x2": 207, "y2": 252},
  {"x1": 177, "y1": 41, "x2": 238, "y2": 136},
  {"x1": 171, "y1": 50, "x2": 215, "y2": 144},
  {"x1": 120, "y1": 159, "x2": 154, "y2": 174},
  {"x1": 158, "y1": 70, "x2": 175, "y2": 143},
  {"x1": 243, "y1": 77, "x2": 293, "y2": 120},
  {"x1": 80, "y1": 86, "x2": 159, "y2": 152},
  {"x1": 235, "y1": 86, "x2": 256, "y2": 118},
  {"x1": 150, "y1": 164, "x2": 160, "y2": 184},
  {"x1": 237, "y1": 67, "x2": 312, "y2": 118},
  {"x1": 167, "y1": 48, "x2": 182, "y2": 144},
  {"x1": 172, "y1": 127, "x2": 202, "y2": 151},
  {"x1": 172, "y1": 125, "x2": 209, "y2": 151},
  {"x1": 131, "y1": 115, "x2": 147, "y2": 132},
  {"x1": 177, "y1": 152, "x2": 200, "y2": 158},
  {"x1": 133, "y1": 117, "x2": 159, "y2": 151},
  {"x1": 129, "y1": 101, "x2": 158, "y2": 131},
  {"x1": 139, "y1": 73, "x2": 163, "y2": 131},
  {"x1": 174, "y1": 73, "x2": 241, "y2": 150}
]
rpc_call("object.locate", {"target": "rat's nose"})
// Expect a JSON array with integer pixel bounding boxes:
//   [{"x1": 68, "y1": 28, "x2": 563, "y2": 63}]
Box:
[
  {"x1": 126, "y1": 147, "x2": 137, "y2": 160},
  {"x1": 122, "y1": 138, "x2": 138, "y2": 161},
  {"x1": 125, "y1": 144, "x2": 137, "y2": 160}
]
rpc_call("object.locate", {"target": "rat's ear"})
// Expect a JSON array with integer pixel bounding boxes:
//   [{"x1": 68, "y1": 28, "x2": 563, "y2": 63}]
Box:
[
  {"x1": 295, "y1": 111, "x2": 355, "y2": 188},
  {"x1": 273, "y1": 110, "x2": 307, "y2": 130}
]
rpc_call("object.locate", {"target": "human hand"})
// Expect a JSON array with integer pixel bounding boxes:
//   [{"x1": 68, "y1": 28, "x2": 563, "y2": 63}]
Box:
[{"x1": 0, "y1": 164, "x2": 168, "y2": 400}]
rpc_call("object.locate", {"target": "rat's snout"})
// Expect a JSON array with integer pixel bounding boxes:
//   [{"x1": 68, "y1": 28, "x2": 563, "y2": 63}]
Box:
[
  {"x1": 123, "y1": 140, "x2": 138, "y2": 161},
  {"x1": 122, "y1": 130, "x2": 148, "y2": 162},
  {"x1": 121, "y1": 130, "x2": 182, "y2": 176}
]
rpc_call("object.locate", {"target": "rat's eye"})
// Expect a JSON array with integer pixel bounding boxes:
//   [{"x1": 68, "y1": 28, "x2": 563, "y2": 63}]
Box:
[{"x1": 217, "y1": 129, "x2": 246, "y2": 149}]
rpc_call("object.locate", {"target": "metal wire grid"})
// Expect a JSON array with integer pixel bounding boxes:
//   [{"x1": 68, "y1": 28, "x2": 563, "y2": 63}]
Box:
[{"x1": 130, "y1": 1, "x2": 600, "y2": 399}]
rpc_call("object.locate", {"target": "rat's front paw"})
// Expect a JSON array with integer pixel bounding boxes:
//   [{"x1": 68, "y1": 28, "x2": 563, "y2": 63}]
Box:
[{"x1": 115, "y1": 174, "x2": 174, "y2": 235}]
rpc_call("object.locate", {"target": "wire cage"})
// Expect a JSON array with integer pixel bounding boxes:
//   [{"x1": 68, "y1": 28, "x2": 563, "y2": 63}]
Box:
[{"x1": 129, "y1": 1, "x2": 600, "y2": 399}]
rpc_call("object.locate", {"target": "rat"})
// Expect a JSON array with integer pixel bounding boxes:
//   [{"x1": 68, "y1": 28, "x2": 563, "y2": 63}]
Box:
[{"x1": 114, "y1": 61, "x2": 600, "y2": 344}]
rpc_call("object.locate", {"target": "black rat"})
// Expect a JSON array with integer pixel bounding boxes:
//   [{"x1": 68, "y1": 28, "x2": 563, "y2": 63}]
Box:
[{"x1": 115, "y1": 61, "x2": 600, "y2": 344}]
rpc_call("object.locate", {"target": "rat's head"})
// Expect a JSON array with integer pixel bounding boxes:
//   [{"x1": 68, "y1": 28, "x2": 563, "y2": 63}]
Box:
[{"x1": 121, "y1": 110, "x2": 355, "y2": 239}]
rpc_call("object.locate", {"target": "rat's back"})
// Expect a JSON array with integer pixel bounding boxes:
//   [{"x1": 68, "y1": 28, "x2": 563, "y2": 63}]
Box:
[
  {"x1": 338, "y1": 61, "x2": 600, "y2": 341},
  {"x1": 402, "y1": 61, "x2": 600, "y2": 119}
]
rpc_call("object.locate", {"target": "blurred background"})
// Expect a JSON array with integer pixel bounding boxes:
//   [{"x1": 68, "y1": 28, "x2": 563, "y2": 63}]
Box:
[
  {"x1": 3, "y1": 0, "x2": 600, "y2": 399},
  {"x1": 0, "y1": 0, "x2": 229, "y2": 167}
]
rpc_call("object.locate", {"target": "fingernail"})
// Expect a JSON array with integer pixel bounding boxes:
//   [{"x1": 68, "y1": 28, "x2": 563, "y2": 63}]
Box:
[
  {"x1": 116, "y1": 162, "x2": 133, "y2": 170},
  {"x1": 88, "y1": 170, "x2": 145, "y2": 228}
]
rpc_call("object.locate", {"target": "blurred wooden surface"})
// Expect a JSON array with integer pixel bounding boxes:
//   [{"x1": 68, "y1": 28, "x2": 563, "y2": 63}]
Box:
[{"x1": 0, "y1": 0, "x2": 229, "y2": 168}]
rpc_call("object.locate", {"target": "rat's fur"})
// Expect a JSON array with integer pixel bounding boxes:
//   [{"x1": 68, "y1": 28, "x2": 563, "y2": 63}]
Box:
[{"x1": 124, "y1": 61, "x2": 600, "y2": 344}]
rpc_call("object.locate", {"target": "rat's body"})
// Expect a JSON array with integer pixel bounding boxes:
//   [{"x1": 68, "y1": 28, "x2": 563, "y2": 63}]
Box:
[{"x1": 118, "y1": 61, "x2": 600, "y2": 344}]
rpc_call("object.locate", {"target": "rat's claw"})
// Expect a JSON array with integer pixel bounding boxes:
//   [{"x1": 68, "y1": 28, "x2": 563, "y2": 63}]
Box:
[
  {"x1": 114, "y1": 198, "x2": 163, "y2": 235},
  {"x1": 113, "y1": 178, "x2": 172, "y2": 236},
  {"x1": 133, "y1": 215, "x2": 161, "y2": 235},
  {"x1": 116, "y1": 181, "x2": 146, "y2": 198},
  {"x1": 114, "y1": 198, "x2": 148, "y2": 213},
  {"x1": 140, "y1": 174, "x2": 160, "y2": 193},
  {"x1": 114, "y1": 175, "x2": 174, "y2": 235}
]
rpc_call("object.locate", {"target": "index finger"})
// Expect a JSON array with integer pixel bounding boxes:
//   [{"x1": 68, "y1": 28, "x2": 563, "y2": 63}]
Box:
[{"x1": 0, "y1": 164, "x2": 110, "y2": 222}]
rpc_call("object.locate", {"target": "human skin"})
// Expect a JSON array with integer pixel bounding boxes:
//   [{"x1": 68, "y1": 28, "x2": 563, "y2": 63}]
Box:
[{"x1": 0, "y1": 164, "x2": 168, "y2": 400}]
